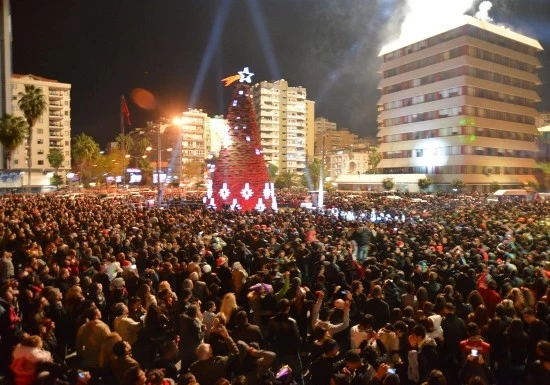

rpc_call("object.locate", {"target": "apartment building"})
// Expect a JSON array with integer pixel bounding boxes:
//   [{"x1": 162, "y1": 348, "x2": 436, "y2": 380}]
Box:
[
  {"x1": 10, "y1": 74, "x2": 71, "y2": 187},
  {"x1": 377, "y1": 16, "x2": 542, "y2": 191},
  {"x1": 251, "y1": 80, "x2": 312, "y2": 173}
]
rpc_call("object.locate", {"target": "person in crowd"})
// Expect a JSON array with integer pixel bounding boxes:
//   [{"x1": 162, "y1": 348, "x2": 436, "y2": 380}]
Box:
[
  {"x1": 112, "y1": 340, "x2": 141, "y2": 384},
  {"x1": 75, "y1": 307, "x2": 111, "y2": 369},
  {"x1": 408, "y1": 325, "x2": 439, "y2": 384},
  {"x1": 365, "y1": 285, "x2": 390, "y2": 331},
  {"x1": 113, "y1": 302, "x2": 143, "y2": 345},
  {"x1": 189, "y1": 324, "x2": 239, "y2": 385},
  {"x1": 10, "y1": 334, "x2": 53, "y2": 385},
  {"x1": 0, "y1": 191, "x2": 549, "y2": 385}
]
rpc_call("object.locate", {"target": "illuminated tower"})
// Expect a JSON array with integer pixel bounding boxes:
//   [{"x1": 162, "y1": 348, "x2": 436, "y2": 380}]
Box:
[
  {"x1": 377, "y1": 16, "x2": 542, "y2": 192},
  {"x1": 208, "y1": 68, "x2": 275, "y2": 211}
]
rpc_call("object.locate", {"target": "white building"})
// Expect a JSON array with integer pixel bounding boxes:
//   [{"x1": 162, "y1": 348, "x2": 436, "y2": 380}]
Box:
[
  {"x1": 377, "y1": 15, "x2": 542, "y2": 192},
  {"x1": 10, "y1": 74, "x2": 71, "y2": 188},
  {"x1": 251, "y1": 80, "x2": 311, "y2": 173},
  {"x1": 327, "y1": 151, "x2": 372, "y2": 179}
]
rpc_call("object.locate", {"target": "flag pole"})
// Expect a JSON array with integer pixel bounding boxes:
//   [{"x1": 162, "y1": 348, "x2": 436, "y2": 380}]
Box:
[{"x1": 121, "y1": 95, "x2": 126, "y2": 190}]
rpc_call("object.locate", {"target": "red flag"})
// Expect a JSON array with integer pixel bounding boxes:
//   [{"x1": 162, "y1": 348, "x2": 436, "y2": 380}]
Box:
[{"x1": 121, "y1": 96, "x2": 131, "y2": 126}]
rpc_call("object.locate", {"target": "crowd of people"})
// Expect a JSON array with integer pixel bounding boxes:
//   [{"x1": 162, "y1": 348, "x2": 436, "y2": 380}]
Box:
[{"x1": 0, "y1": 191, "x2": 549, "y2": 385}]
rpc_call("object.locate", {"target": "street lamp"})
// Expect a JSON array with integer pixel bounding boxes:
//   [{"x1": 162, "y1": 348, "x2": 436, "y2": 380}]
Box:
[{"x1": 145, "y1": 134, "x2": 173, "y2": 206}]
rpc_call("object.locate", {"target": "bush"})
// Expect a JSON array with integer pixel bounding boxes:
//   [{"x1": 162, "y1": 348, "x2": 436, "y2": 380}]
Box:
[
  {"x1": 451, "y1": 179, "x2": 465, "y2": 191},
  {"x1": 382, "y1": 177, "x2": 394, "y2": 191},
  {"x1": 490, "y1": 181, "x2": 501, "y2": 193},
  {"x1": 417, "y1": 177, "x2": 433, "y2": 191}
]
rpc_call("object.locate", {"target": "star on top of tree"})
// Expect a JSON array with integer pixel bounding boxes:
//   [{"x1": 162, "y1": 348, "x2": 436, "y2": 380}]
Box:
[{"x1": 238, "y1": 67, "x2": 254, "y2": 83}]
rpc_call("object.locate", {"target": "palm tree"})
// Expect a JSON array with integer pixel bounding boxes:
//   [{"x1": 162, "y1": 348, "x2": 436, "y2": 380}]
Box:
[
  {"x1": 47, "y1": 148, "x2": 65, "y2": 189},
  {"x1": 0, "y1": 114, "x2": 28, "y2": 169},
  {"x1": 72, "y1": 133, "x2": 100, "y2": 184},
  {"x1": 18, "y1": 85, "x2": 46, "y2": 191}
]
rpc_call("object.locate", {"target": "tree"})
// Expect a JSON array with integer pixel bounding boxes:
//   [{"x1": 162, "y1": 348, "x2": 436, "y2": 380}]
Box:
[
  {"x1": 490, "y1": 181, "x2": 501, "y2": 193},
  {"x1": 418, "y1": 177, "x2": 433, "y2": 191},
  {"x1": 18, "y1": 85, "x2": 47, "y2": 191},
  {"x1": 267, "y1": 162, "x2": 278, "y2": 182},
  {"x1": 72, "y1": 133, "x2": 100, "y2": 184},
  {"x1": 137, "y1": 157, "x2": 153, "y2": 185},
  {"x1": 135, "y1": 137, "x2": 151, "y2": 156},
  {"x1": 537, "y1": 162, "x2": 550, "y2": 190},
  {"x1": 182, "y1": 160, "x2": 204, "y2": 181},
  {"x1": 47, "y1": 148, "x2": 65, "y2": 190},
  {"x1": 276, "y1": 170, "x2": 297, "y2": 189},
  {"x1": 116, "y1": 133, "x2": 134, "y2": 153},
  {"x1": 367, "y1": 147, "x2": 382, "y2": 173},
  {"x1": 451, "y1": 178, "x2": 466, "y2": 192},
  {"x1": 47, "y1": 148, "x2": 65, "y2": 171},
  {"x1": 50, "y1": 174, "x2": 63, "y2": 188},
  {"x1": 0, "y1": 114, "x2": 28, "y2": 169},
  {"x1": 301, "y1": 158, "x2": 325, "y2": 190},
  {"x1": 382, "y1": 177, "x2": 394, "y2": 191}
]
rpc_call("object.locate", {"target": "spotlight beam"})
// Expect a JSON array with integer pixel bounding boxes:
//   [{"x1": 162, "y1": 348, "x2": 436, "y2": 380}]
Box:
[
  {"x1": 189, "y1": 0, "x2": 233, "y2": 108},
  {"x1": 246, "y1": 0, "x2": 282, "y2": 79}
]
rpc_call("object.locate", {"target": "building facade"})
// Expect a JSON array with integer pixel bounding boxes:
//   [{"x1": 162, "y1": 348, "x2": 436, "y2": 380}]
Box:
[
  {"x1": 10, "y1": 74, "x2": 71, "y2": 186},
  {"x1": 251, "y1": 80, "x2": 310, "y2": 173},
  {"x1": 327, "y1": 151, "x2": 372, "y2": 179},
  {"x1": 0, "y1": 0, "x2": 12, "y2": 171},
  {"x1": 377, "y1": 16, "x2": 542, "y2": 191}
]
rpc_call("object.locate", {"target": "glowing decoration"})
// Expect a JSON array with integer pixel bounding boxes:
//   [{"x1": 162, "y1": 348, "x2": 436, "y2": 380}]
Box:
[
  {"x1": 208, "y1": 198, "x2": 217, "y2": 209},
  {"x1": 255, "y1": 198, "x2": 266, "y2": 212},
  {"x1": 241, "y1": 183, "x2": 254, "y2": 200},
  {"x1": 263, "y1": 183, "x2": 271, "y2": 199},
  {"x1": 210, "y1": 81, "x2": 275, "y2": 211},
  {"x1": 219, "y1": 183, "x2": 231, "y2": 200},
  {"x1": 222, "y1": 75, "x2": 241, "y2": 87},
  {"x1": 271, "y1": 183, "x2": 278, "y2": 211},
  {"x1": 222, "y1": 67, "x2": 255, "y2": 87},
  {"x1": 207, "y1": 180, "x2": 213, "y2": 199},
  {"x1": 230, "y1": 198, "x2": 241, "y2": 210},
  {"x1": 238, "y1": 67, "x2": 254, "y2": 83}
]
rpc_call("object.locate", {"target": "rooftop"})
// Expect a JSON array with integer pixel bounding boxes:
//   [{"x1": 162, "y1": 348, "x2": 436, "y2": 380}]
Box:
[{"x1": 379, "y1": 15, "x2": 543, "y2": 57}]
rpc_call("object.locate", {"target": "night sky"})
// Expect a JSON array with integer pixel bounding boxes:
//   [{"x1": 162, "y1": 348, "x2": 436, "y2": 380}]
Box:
[{"x1": 11, "y1": 0, "x2": 550, "y2": 147}]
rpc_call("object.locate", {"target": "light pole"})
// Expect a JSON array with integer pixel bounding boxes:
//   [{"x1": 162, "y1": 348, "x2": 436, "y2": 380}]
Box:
[
  {"x1": 66, "y1": 172, "x2": 74, "y2": 191},
  {"x1": 145, "y1": 128, "x2": 172, "y2": 206},
  {"x1": 318, "y1": 131, "x2": 325, "y2": 208}
]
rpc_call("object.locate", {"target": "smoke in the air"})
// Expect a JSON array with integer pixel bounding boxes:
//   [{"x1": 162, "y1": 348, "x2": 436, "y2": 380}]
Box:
[{"x1": 475, "y1": 1, "x2": 494, "y2": 22}]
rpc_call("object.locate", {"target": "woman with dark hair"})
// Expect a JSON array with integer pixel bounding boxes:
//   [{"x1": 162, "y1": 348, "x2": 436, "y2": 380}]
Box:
[
  {"x1": 422, "y1": 369, "x2": 447, "y2": 385},
  {"x1": 136, "y1": 283, "x2": 157, "y2": 311},
  {"x1": 121, "y1": 366, "x2": 146, "y2": 385},
  {"x1": 133, "y1": 303, "x2": 170, "y2": 369},
  {"x1": 87, "y1": 282, "x2": 108, "y2": 320},
  {"x1": 469, "y1": 305, "x2": 489, "y2": 330},
  {"x1": 466, "y1": 291, "x2": 484, "y2": 311},
  {"x1": 482, "y1": 317, "x2": 505, "y2": 379},
  {"x1": 503, "y1": 318, "x2": 528, "y2": 385},
  {"x1": 178, "y1": 304, "x2": 205, "y2": 372}
]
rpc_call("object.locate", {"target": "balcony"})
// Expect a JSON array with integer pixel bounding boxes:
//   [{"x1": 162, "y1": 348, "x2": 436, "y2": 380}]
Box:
[
  {"x1": 49, "y1": 90, "x2": 64, "y2": 99},
  {"x1": 49, "y1": 121, "x2": 63, "y2": 129},
  {"x1": 49, "y1": 112, "x2": 63, "y2": 120},
  {"x1": 49, "y1": 143, "x2": 63, "y2": 148},
  {"x1": 49, "y1": 131, "x2": 63, "y2": 138},
  {"x1": 49, "y1": 101, "x2": 63, "y2": 110}
]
